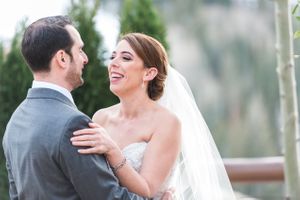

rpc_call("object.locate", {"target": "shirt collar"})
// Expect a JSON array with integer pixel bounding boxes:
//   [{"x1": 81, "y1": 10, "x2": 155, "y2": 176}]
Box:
[{"x1": 32, "y1": 80, "x2": 75, "y2": 105}]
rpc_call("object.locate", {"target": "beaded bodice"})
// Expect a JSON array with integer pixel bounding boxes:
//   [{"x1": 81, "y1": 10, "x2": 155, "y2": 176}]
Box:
[{"x1": 122, "y1": 142, "x2": 174, "y2": 199}]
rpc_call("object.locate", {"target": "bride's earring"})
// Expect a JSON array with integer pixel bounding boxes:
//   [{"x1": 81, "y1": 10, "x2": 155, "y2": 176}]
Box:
[{"x1": 142, "y1": 81, "x2": 145, "y2": 89}]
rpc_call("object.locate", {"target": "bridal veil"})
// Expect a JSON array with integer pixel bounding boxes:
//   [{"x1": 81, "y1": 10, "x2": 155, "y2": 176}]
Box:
[{"x1": 158, "y1": 66, "x2": 236, "y2": 199}]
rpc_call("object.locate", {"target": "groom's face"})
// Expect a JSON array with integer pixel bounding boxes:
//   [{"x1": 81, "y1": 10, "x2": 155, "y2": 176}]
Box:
[
  {"x1": 108, "y1": 40, "x2": 146, "y2": 96},
  {"x1": 65, "y1": 25, "x2": 88, "y2": 90}
]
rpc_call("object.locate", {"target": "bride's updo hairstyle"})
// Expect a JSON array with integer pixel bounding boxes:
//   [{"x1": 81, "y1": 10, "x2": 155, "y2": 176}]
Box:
[{"x1": 120, "y1": 33, "x2": 168, "y2": 100}]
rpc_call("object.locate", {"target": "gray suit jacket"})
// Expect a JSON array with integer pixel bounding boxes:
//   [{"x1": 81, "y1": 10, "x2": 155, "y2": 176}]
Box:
[{"x1": 2, "y1": 88, "x2": 147, "y2": 200}]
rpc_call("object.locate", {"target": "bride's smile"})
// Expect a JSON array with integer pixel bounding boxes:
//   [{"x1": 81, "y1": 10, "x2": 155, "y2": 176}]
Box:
[
  {"x1": 109, "y1": 71, "x2": 125, "y2": 83},
  {"x1": 108, "y1": 40, "x2": 148, "y2": 96}
]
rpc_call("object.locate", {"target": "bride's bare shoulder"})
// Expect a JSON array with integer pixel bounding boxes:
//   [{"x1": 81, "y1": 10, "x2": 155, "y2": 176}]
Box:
[
  {"x1": 92, "y1": 104, "x2": 119, "y2": 124},
  {"x1": 156, "y1": 105, "x2": 181, "y2": 131},
  {"x1": 151, "y1": 104, "x2": 181, "y2": 148}
]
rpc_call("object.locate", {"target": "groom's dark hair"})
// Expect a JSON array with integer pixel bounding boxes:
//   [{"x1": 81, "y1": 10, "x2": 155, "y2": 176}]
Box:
[{"x1": 21, "y1": 15, "x2": 74, "y2": 72}]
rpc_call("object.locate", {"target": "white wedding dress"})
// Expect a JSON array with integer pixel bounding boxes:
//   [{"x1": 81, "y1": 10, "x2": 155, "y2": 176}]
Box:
[
  {"x1": 121, "y1": 66, "x2": 236, "y2": 200},
  {"x1": 122, "y1": 142, "x2": 173, "y2": 200}
]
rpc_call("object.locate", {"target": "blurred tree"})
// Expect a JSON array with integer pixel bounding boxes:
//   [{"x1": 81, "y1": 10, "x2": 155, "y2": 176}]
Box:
[
  {"x1": 0, "y1": 20, "x2": 30, "y2": 200},
  {"x1": 275, "y1": 0, "x2": 300, "y2": 199},
  {"x1": 155, "y1": 1, "x2": 283, "y2": 197},
  {"x1": 0, "y1": 1, "x2": 122, "y2": 197},
  {"x1": 120, "y1": 0, "x2": 169, "y2": 51},
  {"x1": 202, "y1": 0, "x2": 231, "y2": 6},
  {"x1": 0, "y1": 41, "x2": 7, "y2": 200},
  {"x1": 68, "y1": 0, "x2": 118, "y2": 117},
  {"x1": 0, "y1": 42, "x2": 3, "y2": 67},
  {"x1": 167, "y1": 4, "x2": 280, "y2": 156}
]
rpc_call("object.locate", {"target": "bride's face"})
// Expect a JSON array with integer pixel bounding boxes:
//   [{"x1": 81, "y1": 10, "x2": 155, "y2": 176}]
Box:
[{"x1": 108, "y1": 40, "x2": 146, "y2": 96}]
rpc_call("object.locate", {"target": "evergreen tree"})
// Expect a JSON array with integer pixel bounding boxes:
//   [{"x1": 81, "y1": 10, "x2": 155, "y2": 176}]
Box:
[
  {"x1": 0, "y1": 20, "x2": 30, "y2": 200},
  {"x1": 68, "y1": 0, "x2": 118, "y2": 117},
  {"x1": 120, "y1": 0, "x2": 169, "y2": 51},
  {"x1": 0, "y1": 1, "x2": 121, "y2": 197},
  {"x1": 0, "y1": 40, "x2": 8, "y2": 200},
  {"x1": 0, "y1": 21, "x2": 31, "y2": 133},
  {"x1": 0, "y1": 41, "x2": 3, "y2": 67}
]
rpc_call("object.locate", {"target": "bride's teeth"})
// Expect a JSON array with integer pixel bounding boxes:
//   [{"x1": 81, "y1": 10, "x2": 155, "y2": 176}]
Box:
[{"x1": 111, "y1": 73, "x2": 124, "y2": 78}]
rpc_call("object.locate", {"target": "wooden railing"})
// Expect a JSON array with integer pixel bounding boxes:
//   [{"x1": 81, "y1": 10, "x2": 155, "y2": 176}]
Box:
[{"x1": 223, "y1": 156, "x2": 284, "y2": 182}]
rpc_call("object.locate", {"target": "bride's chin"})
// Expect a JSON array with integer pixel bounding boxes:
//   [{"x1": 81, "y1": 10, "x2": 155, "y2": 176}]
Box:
[{"x1": 110, "y1": 86, "x2": 122, "y2": 96}]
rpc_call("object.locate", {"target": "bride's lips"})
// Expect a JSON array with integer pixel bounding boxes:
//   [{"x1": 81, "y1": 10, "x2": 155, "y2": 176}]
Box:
[{"x1": 110, "y1": 71, "x2": 124, "y2": 83}]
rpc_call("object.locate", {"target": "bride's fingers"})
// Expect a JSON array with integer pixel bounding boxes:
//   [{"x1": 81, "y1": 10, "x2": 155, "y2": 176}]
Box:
[
  {"x1": 78, "y1": 146, "x2": 107, "y2": 154},
  {"x1": 88, "y1": 122, "x2": 102, "y2": 128},
  {"x1": 73, "y1": 128, "x2": 99, "y2": 135},
  {"x1": 73, "y1": 126, "x2": 106, "y2": 135},
  {"x1": 160, "y1": 187, "x2": 176, "y2": 200},
  {"x1": 71, "y1": 140, "x2": 97, "y2": 147},
  {"x1": 71, "y1": 134, "x2": 104, "y2": 146},
  {"x1": 71, "y1": 134, "x2": 97, "y2": 142},
  {"x1": 160, "y1": 191, "x2": 172, "y2": 200}
]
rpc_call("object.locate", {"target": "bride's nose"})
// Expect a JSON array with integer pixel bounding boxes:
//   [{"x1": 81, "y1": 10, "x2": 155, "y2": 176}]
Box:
[{"x1": 109, "y1": 57, "x2": 120, "y2": 69}]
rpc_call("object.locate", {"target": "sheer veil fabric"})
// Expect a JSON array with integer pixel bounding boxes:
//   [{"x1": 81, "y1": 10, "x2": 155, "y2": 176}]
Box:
[{"x1": 158, "y1": 66, "x2": 236, "y2": 199}]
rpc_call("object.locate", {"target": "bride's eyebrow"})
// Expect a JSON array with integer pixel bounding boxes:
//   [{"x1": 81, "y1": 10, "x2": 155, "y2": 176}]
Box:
[{"x1": 120, "y1": 51, "x2": 133, "y2": 56}]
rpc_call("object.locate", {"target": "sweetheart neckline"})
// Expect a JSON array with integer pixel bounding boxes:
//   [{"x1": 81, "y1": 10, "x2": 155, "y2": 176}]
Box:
[{"x1": 122, "y1": 141, "x2": 147, "y2": 152}]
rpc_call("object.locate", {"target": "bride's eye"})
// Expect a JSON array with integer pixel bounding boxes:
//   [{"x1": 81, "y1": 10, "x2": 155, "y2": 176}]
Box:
[
  {"x1": 109, "y1": 55, "x2": 115, "y2": 60},
  {"x1": 123, "y1": 56, "x2": 132, "y2": 61}
]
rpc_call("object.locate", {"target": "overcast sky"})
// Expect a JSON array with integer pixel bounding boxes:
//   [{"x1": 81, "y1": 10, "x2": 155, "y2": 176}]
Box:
[
  {"x1": 0, "y1": 0, "x2": 118, "y2": 52},
  {"x1": 0, "y1": 0, "x2": 68, "y2": 39}
]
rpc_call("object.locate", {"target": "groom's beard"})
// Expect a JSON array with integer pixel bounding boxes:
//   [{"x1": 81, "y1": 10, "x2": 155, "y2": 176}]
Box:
[{"x1": 66, "y1": 65, "x2": 84, "y2": 90}]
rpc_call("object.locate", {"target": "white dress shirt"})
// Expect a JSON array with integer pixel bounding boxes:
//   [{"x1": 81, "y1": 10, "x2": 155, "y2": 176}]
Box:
[{"x1": 32, "y1": 80, "x2": 75, "y2": 105}]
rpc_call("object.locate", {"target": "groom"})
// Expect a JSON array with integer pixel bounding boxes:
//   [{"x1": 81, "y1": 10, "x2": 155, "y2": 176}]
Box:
[{"x1": 2, "y1": 15, "x2": 147, "y2": 199}]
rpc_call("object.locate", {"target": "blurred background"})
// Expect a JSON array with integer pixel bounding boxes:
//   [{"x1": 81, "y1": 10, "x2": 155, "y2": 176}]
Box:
[{"x1": 1, "y1": 0, "x2": 298, "y2": 199}]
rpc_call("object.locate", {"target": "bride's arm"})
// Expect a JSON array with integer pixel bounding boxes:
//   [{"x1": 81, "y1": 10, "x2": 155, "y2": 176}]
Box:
[
  {"x1": 106, "y1": 116, "x2": 181, "y2": 198},
  {"x1": 71, "y1": 111, "x2": 181, "y2": 198}
]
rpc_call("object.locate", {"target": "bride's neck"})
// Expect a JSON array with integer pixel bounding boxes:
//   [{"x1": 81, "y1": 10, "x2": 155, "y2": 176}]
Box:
[{"x1": 118, "y1": 94, "x2": 154, "y2": 119}]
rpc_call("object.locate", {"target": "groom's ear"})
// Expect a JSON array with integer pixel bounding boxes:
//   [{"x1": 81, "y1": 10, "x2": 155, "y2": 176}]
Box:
[
  {"x1": 143, "y1": 67, "x2": 158, "y2": 81},
  {"x1": 54, "y1": 50, "x2": 68, "y2": 69}
]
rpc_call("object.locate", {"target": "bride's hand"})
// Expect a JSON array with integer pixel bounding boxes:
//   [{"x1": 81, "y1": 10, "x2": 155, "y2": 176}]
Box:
[
  {"x1": 160, "y1": 187, "x2": 175, "y2": 200},
  {"x1": 71, "y1": 122, "x2": 119, "y2": 155}
]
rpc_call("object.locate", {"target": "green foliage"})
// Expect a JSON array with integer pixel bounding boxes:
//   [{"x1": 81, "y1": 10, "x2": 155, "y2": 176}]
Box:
[
  {"x1": 120, "y1": 0, "x2": 169, "y2": 51},
  {"x1": 0, "y1": 42, "x2": 3, "y2": 67},
  {"x1": 0, "y1": 20, "x2": 31, "y2": 200},
  {"x1": 292, "y1": 3, "x2": 299, "y2": 15},
  {"x1": 0, "y1": 162, "x2": 8, "y2": 200},
  {"x1": 294, "y1": 31, "x2": 300, "y2": 39},
  {"x1": 0, "y1": 1, "x2": 120, "y2": 196},
  {"x1": 0, "y1": 21, "x2": 31, "y2": 131},
  {"x1": 68, "y1": 0, "x2": 118, "y2": 116},
  {"x1": 293, "y1": 1, "x2": 300, "y2": 39}
]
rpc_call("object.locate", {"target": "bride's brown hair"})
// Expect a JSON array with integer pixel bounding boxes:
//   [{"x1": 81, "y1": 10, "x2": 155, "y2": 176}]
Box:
[{"x1": 120, "y1": 33, "x2": 168, "y2": 100}]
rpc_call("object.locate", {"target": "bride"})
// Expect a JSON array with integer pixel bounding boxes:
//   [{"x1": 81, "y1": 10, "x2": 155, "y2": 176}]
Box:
[{"x1": 71, "y1": 33, "x2": 236, "y2": 199}]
